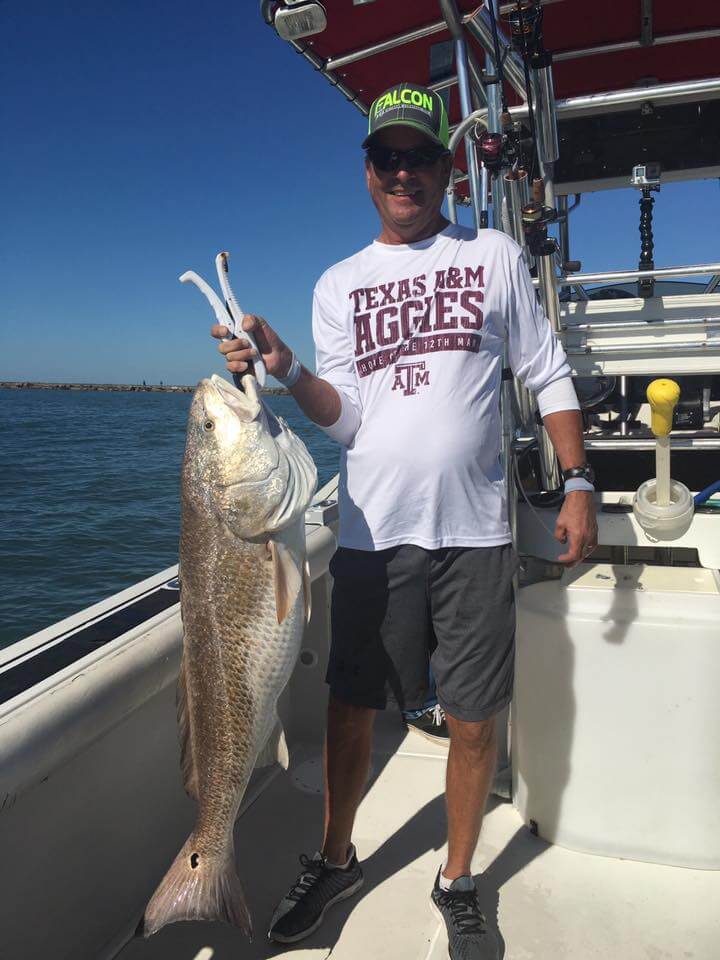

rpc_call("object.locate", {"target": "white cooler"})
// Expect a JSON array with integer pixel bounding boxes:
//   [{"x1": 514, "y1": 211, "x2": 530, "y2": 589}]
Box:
[{"x1": 513, "y1": 562, "x2": 720, "y2": 868}]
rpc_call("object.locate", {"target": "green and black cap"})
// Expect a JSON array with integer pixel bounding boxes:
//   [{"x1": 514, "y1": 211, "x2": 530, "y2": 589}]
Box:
[{"x1": 362, "y1": 82, "x2": 450, "y2": 150}]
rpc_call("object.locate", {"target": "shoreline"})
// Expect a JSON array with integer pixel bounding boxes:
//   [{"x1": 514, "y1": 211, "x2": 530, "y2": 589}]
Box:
[{"x1": 0, "y1": 380, "x2": 290, "y2": 396}]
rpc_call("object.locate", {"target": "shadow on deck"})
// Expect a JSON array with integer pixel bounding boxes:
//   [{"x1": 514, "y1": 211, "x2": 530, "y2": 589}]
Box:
[{"x1": 118, "y1": 710, "x2": 719, "y2": 960}]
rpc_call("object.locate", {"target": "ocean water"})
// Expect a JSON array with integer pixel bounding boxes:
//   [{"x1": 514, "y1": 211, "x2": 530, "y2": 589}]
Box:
[{"x1": 0, "y1": 387, "x2": 339, "y2": 649}]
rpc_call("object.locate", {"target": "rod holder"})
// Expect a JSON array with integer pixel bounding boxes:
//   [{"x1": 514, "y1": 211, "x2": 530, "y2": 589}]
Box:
[
  {"x1": 537, "y1": 253, "x2": 561, "y2": 334},
  {"x1": 503, "y1": 170, "x2": 534, "y2": 267},
  {"x1": 531, "y1": 63, "x2": 560, "y2": 166},
  {"x1": 520, "y1": 195, "x2": 563, "y2": 491}
]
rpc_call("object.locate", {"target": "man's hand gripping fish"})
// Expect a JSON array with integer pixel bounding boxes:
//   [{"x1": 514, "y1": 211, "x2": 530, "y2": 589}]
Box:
[{"x1": 142, "y1": 256, "x2": 317, "y2": 940}]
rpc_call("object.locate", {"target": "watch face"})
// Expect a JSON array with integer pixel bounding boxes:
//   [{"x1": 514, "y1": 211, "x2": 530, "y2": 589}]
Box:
[{"x1": 564, "y1": 464, "x2": 595, "y2": 484}]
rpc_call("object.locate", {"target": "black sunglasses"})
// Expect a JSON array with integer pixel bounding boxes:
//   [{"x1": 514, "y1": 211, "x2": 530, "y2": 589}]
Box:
[{"x1": 366, "y1": 144, "x2": 449, "y2": 173}]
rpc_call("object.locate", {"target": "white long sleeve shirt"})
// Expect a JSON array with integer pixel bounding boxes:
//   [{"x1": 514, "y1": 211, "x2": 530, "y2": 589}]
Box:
[{"x1": 312, "y1": 223, "x2": 578, "y2": 551}]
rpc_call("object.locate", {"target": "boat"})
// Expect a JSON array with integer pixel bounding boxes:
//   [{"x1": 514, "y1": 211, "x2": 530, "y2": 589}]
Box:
[{"x1": 2, "y1": 2, "x2": 720, "y2": 957}]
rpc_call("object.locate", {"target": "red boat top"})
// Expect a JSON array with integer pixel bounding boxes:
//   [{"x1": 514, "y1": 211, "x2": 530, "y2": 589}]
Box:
[
  {"x1": 270, "y1": 1, "x2": 720, "y2": 192},
  {"x1": 300, "y1": 1, "x2": 719, "y2": 109}
]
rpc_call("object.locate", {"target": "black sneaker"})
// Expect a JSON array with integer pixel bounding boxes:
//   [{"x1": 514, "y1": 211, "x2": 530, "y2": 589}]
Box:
[
  {"x1": 267, "y1": 846, "x2": 364, "y2": 943},
  {"x1": 430, "y1": 869, "x2": 499, "y2": 960},
  {"x1": 405, "y1": 704, "x2": 449, "y2": 744}
]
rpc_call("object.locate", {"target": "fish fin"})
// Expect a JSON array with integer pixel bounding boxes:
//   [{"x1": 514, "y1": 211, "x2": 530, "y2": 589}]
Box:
[
  {"x1": 176, "y1": 656, "x2": 197, "y2": 800},
  {"x1": 269, "y1": 539, "x2": 302, "y2": 624},
  {"x1": 255, "y1": 718, "x2": 289, "y2": 771},
  {"x1": 303, "y1": 560, "x2": 312, "y2": 624},
  {"x1": 143, "y1": 837, "x2": 252, "y2": 940}
]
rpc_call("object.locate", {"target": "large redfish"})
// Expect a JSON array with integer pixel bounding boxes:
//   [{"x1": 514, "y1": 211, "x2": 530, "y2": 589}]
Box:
[{"x1": 143, "y1": 373, "x2": 316, "y2": 939}]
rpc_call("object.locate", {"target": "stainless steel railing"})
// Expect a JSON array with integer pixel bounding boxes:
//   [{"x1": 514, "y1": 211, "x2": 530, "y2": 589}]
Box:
[{"x1": 552, "y1": 263, "x2": 720, "y2": 288}]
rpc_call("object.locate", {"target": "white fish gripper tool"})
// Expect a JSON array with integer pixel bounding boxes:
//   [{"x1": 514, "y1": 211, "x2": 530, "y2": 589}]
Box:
[{"x1": 179, "y1": 252, "x2": 267, "y2": 388}]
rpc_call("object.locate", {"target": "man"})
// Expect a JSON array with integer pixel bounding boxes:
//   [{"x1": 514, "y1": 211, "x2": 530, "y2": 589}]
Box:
[{"x1": 212, "y1": 83, "x2": 597, "y2": 959}]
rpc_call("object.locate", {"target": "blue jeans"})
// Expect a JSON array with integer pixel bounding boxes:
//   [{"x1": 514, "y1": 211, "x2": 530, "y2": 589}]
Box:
[{"x1": 402, "y1": 667, "x2": 438, "y2": 720}]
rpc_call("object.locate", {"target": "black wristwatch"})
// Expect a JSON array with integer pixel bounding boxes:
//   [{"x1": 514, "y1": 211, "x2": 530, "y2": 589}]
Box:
[{"x1": 562, "y1": 463, "x2": 596, "y2": 485}]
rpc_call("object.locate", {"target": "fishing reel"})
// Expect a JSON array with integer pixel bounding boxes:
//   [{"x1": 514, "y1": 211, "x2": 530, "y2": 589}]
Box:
[
  {"x1": 521, "y1": 200, "x2": 558, "y2": 258},
  {"x1": 473, "y1": 122, "x2": 534, "y2": 177},
  {"x1": 505, "y1": 1, "x2": 547, "y2": 63},
  {"x1": 475, "y1": 131, "x2": 505, "y2": 175},
  {"x1": 503, "y1": 1, "x2": 559, "y2": 188}
]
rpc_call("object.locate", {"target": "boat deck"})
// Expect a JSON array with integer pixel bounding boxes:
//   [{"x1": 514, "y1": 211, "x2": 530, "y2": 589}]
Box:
[{"x1": 118, "y1": 712, "x2": 718, "y2": 960}]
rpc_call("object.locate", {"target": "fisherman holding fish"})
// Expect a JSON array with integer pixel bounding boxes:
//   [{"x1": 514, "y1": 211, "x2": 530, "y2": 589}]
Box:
[{"x1": 213, "y1": 83, "x2": 597, "y2": 959}]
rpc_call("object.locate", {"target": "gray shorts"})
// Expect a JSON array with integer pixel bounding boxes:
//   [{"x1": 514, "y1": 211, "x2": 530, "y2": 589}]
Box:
[{"x1": 326, "y1": 543, "x2": 518, "y2": 723}]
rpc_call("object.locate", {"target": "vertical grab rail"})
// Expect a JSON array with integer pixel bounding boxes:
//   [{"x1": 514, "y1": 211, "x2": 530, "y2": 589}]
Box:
[
  {"x1": 440, "y1": 0, "x2": 524, "y2": 535},
  {"x1": 483, "y1": 0, "x2": 505, "y2": 229},
  {"x1": 482, "y1": 0, "x2": 521, "y2": 538},
  {"x1": 439, "y1": 0, "x2": 484, "y2": 227},
  {"x1": 516, "y1": 2, "x2": 563, "y2": 490}
]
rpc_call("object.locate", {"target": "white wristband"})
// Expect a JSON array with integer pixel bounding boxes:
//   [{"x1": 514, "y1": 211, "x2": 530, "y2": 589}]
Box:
[
  {"x1": 564, "y1": 477, "x2": 595, "y2": 494},
  {"x1": 276, "y1": 352, "x2": 302, "y2": 388}
]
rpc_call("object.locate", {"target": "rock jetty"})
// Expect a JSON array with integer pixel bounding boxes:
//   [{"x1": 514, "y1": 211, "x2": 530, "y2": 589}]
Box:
[{"x1": 0, "y1": 381, "x2": 290, "y2": 395}]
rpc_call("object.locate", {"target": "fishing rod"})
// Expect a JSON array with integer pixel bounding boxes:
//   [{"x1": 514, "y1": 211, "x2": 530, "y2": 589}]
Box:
[
  {"x1": 505, "y1": 1, "x2": 560, "y2": 206},
  {"x1": 505, "y1": 1, "x2": 540, "y2": 182},
  {"x1": 501, "y1": 2, "x2": 561, "y2": 272},
  {"x1": 472, "y1": 1, "x2": 524, "y2": 227},
  {"x1": 487, "y1": 0, "x2": 509, "y2": 114},
  {"x1": 472, "y1": 1, "x2": 553, "y2": 229}
]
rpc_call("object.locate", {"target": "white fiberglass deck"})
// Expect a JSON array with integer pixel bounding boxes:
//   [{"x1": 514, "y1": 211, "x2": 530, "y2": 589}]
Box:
[{"x1": 118, "y1": 712, "x2": 719, "y2": 960}]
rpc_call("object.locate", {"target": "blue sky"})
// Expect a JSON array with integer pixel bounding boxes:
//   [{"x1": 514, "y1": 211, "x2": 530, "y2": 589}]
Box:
[{"x1": 1, "y1": 1, "x2": 718, "y2": 385}]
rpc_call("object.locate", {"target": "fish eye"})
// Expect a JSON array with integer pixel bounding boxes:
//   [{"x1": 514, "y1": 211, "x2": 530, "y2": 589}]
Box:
[{"x1": 203, "y1": 419, "x2": 215, "y2": 432}]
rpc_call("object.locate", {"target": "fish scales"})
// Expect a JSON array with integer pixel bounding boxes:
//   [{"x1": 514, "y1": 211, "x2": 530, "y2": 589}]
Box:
[
  {"x1": 142, "y1": 373, "x2": 316, "y2": 940},
  {"x1": 179, "y1": 513, "x2": 301, "y2": 847}
]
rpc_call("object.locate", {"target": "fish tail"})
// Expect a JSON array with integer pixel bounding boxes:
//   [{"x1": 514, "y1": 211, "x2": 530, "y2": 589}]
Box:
[{"x1": 142, "y1": 836, "x2": 252, "y2": 940}]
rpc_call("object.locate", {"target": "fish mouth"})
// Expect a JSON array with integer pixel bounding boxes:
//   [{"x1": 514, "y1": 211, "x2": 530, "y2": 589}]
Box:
[
  {"x1": 206, "y1": 373, "x2": 282, "y2": 491},
  {"x1": 217, "y1": 468, "x2": 278, "y2": 493},
  {"x1": 208, "y1": 372, "x2": 261, "y2": 421}
]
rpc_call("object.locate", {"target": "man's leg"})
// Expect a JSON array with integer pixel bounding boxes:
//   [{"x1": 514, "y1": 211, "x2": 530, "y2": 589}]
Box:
[
  {"x1": 323, "y1": 695, "x2": 376, "y2": 863},
  {"x1": 442, "y1": 714, "x2": 497, "y2": 880},
  {"x1": 267, "y1": 695, "x2": 371, "y2": 943},
  {"x1": 428, "y1": 545, "x2": 515, "y2": 958},
  {"x1": 429, "y1": 713, "x2": 500, "y2": 959},
  {"x1": 270, "y1": 545, "x2": 431, "y2": 943}
]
